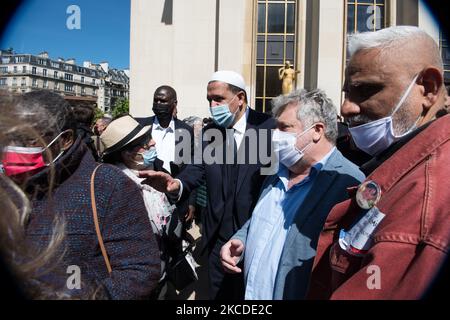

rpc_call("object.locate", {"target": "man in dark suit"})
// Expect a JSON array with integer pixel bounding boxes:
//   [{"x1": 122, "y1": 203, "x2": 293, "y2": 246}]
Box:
[
  {"x1": 139, "y1": 71, "x2": 275, "y2": 299},
  {"x1": 136, "y1": 86, "x2": 194, "y2": 178}
]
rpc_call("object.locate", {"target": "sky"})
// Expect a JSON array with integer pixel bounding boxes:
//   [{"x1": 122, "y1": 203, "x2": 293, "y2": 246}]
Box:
[{"x1": 0, "y1": 0, "x2": 131, "y2": 70}]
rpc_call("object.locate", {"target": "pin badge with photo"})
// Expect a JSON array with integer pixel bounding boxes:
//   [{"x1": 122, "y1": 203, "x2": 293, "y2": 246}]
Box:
[{"x1": 356, "y1": 180, "x2": 381, "y2": 210}]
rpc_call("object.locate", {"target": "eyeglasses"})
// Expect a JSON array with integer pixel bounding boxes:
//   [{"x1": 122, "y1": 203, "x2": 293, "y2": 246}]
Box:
[{"x1": 125, "y1": 134, "x2": 152, "y2": 151}]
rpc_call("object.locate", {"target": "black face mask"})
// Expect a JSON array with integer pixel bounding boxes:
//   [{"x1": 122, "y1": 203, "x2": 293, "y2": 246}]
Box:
[{"x1": 153, "y1": 103, "x2": 173, "y2": 126}]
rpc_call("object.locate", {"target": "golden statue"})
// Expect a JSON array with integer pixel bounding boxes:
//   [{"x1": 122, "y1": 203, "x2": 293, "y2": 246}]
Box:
[{"x1": 278, "y1": 61, "x2": 300, "y2": 95}]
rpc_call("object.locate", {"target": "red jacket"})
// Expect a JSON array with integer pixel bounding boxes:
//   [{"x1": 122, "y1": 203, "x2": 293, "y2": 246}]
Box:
[{"x1": 307, "y1": 115, "x2": 450, "y2": 300}]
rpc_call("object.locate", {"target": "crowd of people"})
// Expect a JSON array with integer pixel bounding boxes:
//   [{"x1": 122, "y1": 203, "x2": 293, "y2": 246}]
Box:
[{"x1": 0, "y1": 26, "x2": 448, "y2": 300}]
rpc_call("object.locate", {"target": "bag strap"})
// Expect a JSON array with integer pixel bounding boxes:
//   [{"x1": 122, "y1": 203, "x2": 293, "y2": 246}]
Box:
[{"x1": 90, "y1": 164, "x2": 112, "y2": 275}]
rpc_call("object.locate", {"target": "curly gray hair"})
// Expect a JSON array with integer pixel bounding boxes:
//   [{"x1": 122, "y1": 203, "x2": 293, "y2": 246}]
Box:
[{"x1": 272, "y1": 89, "x2": 338, "y2": 144}]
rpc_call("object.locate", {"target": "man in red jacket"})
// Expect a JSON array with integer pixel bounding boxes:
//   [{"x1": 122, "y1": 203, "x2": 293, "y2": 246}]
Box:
[{"x1": 307, "y1": 26, "x2": 449, "y2": 299}]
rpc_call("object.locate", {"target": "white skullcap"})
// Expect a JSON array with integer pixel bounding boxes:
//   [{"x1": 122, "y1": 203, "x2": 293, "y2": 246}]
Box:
[{"x1": 209, "y1": 70, "x2": 246, "y2": 92}]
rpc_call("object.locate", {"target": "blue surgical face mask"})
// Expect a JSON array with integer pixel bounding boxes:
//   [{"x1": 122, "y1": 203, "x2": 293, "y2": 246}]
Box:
[
  {"x1": 128, "y1": 147, "x2": 157, "y2": 169},
  {"x1": 140, "y1": 147, "x2": 157, "y2": 167},
  {"x1": 210, "y1": 95, "x2": 239, "y2": 128},
  {"x1": 348, "y1": 74, "x2": 420, "y2": 156}
]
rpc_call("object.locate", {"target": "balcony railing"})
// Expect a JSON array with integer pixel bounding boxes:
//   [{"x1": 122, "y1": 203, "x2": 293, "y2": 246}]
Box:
[{"x1": 0, "y1": 70, "x2": 101, "y2": 87}]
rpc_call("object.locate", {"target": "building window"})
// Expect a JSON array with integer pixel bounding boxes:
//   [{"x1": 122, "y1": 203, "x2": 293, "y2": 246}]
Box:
[
  {"x1": 346, "y1": 0, "x2": 386, "y2": 34},
  {"x1": 255, "y1": 0, "x2": 297, "y2": 114},
  {"x1": 65, "y1": 73, "x2": 73, "y2": 81},
  {"x1": 342, "y1": 0, "x2": 388, "y2": 102},
  {"x1": 81, "y1": 76, "x2": 85, "y2": 83},
  {"x1": 13, "y1": 66, "x2": 18, "y2": 73},
  {"x1": 32, "y1": 67, "x2": 37, "y2": 75},
  {"x1": 43, "y1": 69, "x2": 47, "y2": 77},
  {"x1": 51, "y1": 62, "x2": 59, "y2": 68},
  {"x1": 0, "y1": 78, "x2": 7, "y2": 86},
  {"x1": 0, "y1": 66, "x2": 7, "y2": 73},
  {"x1": 54, "y1": 71, "x2": 58, "y2": 79},
  {"x1": 65, "y1": 84, "x2": 74, "y2": 92},
  {"x1": 55, "y1": 82, "x2": 60, "y2": 91},
  {"x1": 440, "y1": 31, "x2": 450, "y2": 85},
  {"x1": 92, "y1": 79, "x2": 96, "y2": 85},
  {"x1": 22, "y1": 66, "x2": 26, "y2": 73},
  {"x1": 12, "y1": 77, "x2": 17, "y2": 86},
  {"x1": 43, "y1": 79, "x2": 48, "y2": 88},
  {"x1": 38, "y1": 58, "x2": 45, "y2": 65},
  {"x1": 32, "y1": 79, "x2": 37, "y2": 87},
  {"x1": 81, "y1": 87, "x2": 86, "y2": 95},
  {"x1": 21, "y1": 78, "x2": 26, "y2": 87},
  {"x1": 14, "y1": 56, "x2": 25, "y2": 63}
]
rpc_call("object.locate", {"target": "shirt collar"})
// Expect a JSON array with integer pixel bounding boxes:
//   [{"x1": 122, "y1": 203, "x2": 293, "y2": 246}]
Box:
[
  {"x1": 153, "y1": 116, "x2": 175, "y2": 132},
  {"x1": 232, "y1": 107, "x2": 249, "y2": 134},
  {"x1": 277, "y1": 147, "x2": 337, "y2": 189}
]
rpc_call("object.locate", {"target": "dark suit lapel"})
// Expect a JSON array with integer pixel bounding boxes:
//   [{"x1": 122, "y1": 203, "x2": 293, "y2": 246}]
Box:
[{"x1": 147, "y1": 116, "x2": 155, "y2": 129}]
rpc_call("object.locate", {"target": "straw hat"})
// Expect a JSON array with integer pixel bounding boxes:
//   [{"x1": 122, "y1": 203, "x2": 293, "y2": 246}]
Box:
[{"x1": 100, "y1": 115, "x2": 151, "y2": 156}]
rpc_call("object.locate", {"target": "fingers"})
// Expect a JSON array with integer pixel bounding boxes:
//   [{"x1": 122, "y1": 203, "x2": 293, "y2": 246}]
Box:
[
  {"x1": 230, "y1": 239, "x2": 244, "y2": 255},
  {"x1": 221, "y1": 259, "x2": 242, "y2": 274},
  {"x1": 138, "y1": 169, "x2": 159, "y2": 179},
  {"x1": 220, "y1": 241, "x2": 243, "y2": 268},
  {"x1": 185, "y1": 209, "x2": 194, "y2": 222},
  {"x1": 167, "y1": 179, "x2": 180, "y2": 193}
]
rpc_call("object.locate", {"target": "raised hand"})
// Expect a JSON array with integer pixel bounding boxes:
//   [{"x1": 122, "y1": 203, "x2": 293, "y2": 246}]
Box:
[{"x1": 138, "y1": 170, "x2": 181, "y2": 194}]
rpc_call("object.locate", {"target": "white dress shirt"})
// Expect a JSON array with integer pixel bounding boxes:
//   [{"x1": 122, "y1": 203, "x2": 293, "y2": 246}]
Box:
[
  {"x1": 233, "y1": 107, "x2": 249, "y2": 150},
  {"x1": 152, "y1": 116, "x2": 175, "y2": 173}
]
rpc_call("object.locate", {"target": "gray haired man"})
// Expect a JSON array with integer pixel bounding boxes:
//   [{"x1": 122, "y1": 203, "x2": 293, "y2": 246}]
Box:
[{"x1": 220, "y1": 89, "x2": 365, "y2": 300}]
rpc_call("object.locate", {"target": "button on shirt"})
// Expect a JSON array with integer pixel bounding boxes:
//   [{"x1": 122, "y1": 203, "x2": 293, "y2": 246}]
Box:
[
  {"x1": 152, "y1": 117, "x2": 175, "y2": 173},
  {"x1": 244, "y1": 147, "x2": 336, "y2": 300}
]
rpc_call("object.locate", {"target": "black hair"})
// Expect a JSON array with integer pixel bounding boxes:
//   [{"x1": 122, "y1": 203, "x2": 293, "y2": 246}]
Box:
[
  {"x1": 71, "y1": 103, "x2": 95, "y2": 126},
  {"x1": 155, "y1": 85, "x2": 177, "y2": 102},
  {"x1": 228, "y1": 83, "x2": 248, "y2": 104}
]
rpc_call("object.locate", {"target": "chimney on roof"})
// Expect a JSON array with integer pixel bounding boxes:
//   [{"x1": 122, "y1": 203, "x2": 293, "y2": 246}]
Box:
[
  {"x1": 38, "y1": 52, "x2": 49, "y2": 58},
  {"x1": 66, "y1": 58, "x2": 76, "y2": 65},
  {"x1": 58, "y1": 57, "x2": 65, "y2": 62},
  {"x1": 100, "y1": 62, "x2": 109, "y2": 73}
]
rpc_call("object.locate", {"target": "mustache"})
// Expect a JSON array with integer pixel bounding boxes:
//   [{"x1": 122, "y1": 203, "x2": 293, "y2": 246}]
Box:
[{"x1": 346, "y1": 114, "x2": 375, "y2": 127}]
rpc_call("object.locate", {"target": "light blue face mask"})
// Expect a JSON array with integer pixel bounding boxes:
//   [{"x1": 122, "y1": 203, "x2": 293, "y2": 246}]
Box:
[
  {"x1": 210, "y1": 95, "x2": 239, "y2": 128},
  {"x1": 348, "y1": 74, "x2": 420, "y2": 156},
  {"x1": 141, "y1": 147, "x2": 157, "y2": 167}
]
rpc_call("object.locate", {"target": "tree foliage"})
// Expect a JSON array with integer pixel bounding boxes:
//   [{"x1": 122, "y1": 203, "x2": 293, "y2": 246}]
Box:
[{"x1": 112, "y1": 98, "x2": 129, "y2": 119}]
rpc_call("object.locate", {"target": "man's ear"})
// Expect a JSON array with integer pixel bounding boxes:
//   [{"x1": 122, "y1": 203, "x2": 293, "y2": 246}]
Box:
[
  {"x1": 60, "y1": 129, "x2": 74, "y2": 151},
  {"x1": 238, "y1": 91, "x2": 246, "y2": 106},
  {"x1": 313, "y1": 123, "x2": 325, "y2": 142},
  {"x1": 420, "y1": 67, "x2": 444, "y2": 110}
]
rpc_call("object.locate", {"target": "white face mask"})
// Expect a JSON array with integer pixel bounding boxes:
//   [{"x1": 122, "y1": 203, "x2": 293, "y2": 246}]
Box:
[
  {"x1": 272, "y1": 125, "x2": 315, "y2": 169},
  {"x1": 348, "y1": 74, "x2": 420, "y2": 156}
]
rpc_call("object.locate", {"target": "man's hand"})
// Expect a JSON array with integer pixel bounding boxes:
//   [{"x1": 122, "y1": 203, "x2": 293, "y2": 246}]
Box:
[
  {"x1": 138, "y1": 170, "x2": 181, "y2": 194},
  {"x1": 185, "y1": 205, "x2": 195, "y2": 222},
  {"x1": 220, "y1": 239, "x2": 244, "y2": 274}
]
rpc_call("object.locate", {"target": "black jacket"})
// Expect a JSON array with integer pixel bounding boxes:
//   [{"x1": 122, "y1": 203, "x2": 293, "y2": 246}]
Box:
[
  {"x1": 136, "y1": 116, "x2": 194, "y2": 177},
  {"x1": 176, "y1": 108, "x2": 276, "y2": 251}
]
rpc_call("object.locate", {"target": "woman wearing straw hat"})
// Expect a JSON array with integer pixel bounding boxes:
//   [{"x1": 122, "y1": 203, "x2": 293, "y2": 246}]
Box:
[
  {"x1": 100, "y1": 115, "x2": 175, "y2": 237},
  {"x1": 101, "y1": 115, "x2": 199, "y2": 299}
]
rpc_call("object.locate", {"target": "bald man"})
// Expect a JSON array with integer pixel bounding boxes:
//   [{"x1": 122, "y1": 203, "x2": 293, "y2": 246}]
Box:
[{"x1": 307, "y1": 26, "x2": 450, "y2": 299}]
